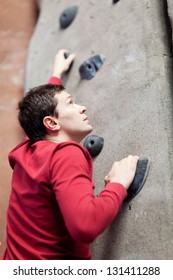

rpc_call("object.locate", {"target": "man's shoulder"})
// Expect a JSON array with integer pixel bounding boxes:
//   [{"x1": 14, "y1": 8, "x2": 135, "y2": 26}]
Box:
[{"x1": 52, "y1": 141, "x2": 92, "y2": 162}]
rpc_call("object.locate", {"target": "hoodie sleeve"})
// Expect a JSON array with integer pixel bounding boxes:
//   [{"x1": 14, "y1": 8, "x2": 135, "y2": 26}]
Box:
[
  {"x1": 48, "y1": 76, "x2": 62, "y2": 85},
  {"x1": 50, "y1": 144, "x2": 127, "y2": 244}
]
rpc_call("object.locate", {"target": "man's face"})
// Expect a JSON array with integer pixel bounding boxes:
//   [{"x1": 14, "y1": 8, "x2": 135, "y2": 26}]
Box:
[{"x1": 54, "y1": 91, "x2": 93, "y2": 142}]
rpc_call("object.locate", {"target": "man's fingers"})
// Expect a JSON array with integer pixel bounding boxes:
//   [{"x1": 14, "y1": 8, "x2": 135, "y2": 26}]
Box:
[
  {"x1": 126, "y1": 155, "x2": 139, "y2": 164},
  {"x1": 66, "y1": 53, "x2": 75, "y2": 63},
  {"x1": 59, "y1": 49, "x2": 69, "y2": 55},
  {"x1": 104, "y1": 175, "x2": 110, "y2": 184}
]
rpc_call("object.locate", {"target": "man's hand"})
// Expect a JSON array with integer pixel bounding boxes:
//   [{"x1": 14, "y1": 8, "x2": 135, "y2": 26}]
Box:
[
  {"x1": 52, "y1": 49, "x2": 75, "y2": 78},
  {"x1": 104, "y1": 155, "x2": 139, "y2": 190}
]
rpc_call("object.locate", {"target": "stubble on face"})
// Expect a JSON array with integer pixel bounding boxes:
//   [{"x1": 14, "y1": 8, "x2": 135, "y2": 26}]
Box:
[{"x1": 54, "y1": 91, "x2": 93, "y2": 142}]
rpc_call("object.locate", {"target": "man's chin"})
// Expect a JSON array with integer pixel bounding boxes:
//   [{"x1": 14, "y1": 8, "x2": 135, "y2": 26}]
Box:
[
  {"x1": 83, "y1": 126, "x2": 93, "y2": 139},
  {"x1": 87, "y1": 125, "x2": 93, "y2": 133}
]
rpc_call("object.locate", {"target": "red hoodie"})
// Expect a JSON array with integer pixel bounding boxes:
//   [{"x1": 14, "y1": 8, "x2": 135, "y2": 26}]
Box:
[{"x1": 2, "y1": 77, "x2": 127, "y2": 259}]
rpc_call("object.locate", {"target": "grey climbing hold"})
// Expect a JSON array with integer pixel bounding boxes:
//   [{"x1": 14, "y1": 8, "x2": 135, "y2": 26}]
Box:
[
  {"x1": 91, "y1": 54, "x2": 105, "y2": 71},
  {"x1": 79, "y1": 61, "x2": 96, "y2": 80},
  {"x1": 125, "y1": 156, "x2": 150, "y2": 201},
  {"x1": 79, "y1": 55, "x2": 105, "y2": 80},
  {"x1": 60, "y1": 6, "x2": 78, "y2": 29},
  {"x1": 113, "y1": 0, "x2": 120, "y2": 4},
  {"x1": 83, "y1": 134, "x2": 104, "y2": 157}
]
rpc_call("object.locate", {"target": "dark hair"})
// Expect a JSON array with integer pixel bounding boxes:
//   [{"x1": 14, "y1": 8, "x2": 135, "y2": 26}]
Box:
[{"x1": 18, "y1": 83, "x2": 65, "y2": 144}]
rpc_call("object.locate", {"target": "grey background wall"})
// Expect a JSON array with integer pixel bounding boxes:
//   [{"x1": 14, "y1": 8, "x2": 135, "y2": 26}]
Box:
[{"x1": 1, "y1": 0, "x2": 172, "y2": 259}]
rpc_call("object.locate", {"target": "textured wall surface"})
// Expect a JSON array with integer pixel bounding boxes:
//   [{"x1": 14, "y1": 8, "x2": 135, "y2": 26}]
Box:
[
  {"x1": 1, "y1": 0, "x2": 173, "y2": 259},
  {"x1": 167, "y1": 0, "x2": 173, "y2": 27},
  {"x1": 25, "y1": 0, "x2": 173, "y2": 259}
]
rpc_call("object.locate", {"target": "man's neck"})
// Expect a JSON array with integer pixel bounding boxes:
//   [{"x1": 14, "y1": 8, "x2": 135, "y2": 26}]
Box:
[{"x1": 45, "y1": 133, "x2": 81, "y2": 144}]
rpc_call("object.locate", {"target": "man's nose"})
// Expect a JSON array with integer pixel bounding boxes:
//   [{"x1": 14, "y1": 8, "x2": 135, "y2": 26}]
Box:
[{"x1": 79, "y1": 105, "x2": 86, "y2": 113}]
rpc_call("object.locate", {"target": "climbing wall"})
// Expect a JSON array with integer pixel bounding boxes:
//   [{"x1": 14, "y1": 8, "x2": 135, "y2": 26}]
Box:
[{"x1": 25, "y1": 0, "x2": 173, "y2": 259}]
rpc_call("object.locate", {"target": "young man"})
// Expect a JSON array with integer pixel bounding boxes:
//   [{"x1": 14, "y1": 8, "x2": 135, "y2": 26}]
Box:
[{"x1": 2, "y1": 49, "x2": 138, "y2": 260}]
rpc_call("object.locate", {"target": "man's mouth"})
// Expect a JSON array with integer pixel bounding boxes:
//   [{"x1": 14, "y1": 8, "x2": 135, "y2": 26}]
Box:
[{"x1": 83, "y1": 117, "x2": 89, "y2": 123}]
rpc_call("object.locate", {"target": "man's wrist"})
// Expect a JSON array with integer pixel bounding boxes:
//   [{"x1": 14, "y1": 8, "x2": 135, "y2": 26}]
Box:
[
  {"x1": 48, "y1": 76, "x2": 62, "y2": 85},
  {"x1": 52, "y1": 72, "x2": 62, "y2": 79}
]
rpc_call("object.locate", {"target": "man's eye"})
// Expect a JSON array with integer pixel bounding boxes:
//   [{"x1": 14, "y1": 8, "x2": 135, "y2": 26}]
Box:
[{"x1": 69, "y1": 99, "x2": 73, "y2": 104}]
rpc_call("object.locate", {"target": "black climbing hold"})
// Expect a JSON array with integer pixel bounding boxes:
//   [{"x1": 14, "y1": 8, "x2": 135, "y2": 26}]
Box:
[
  {"x1": 113, "y1": 0, "x2": 120, "y2": 4},
  {"x1": 125, "y1": 156, "x2": 150, "y2": 201},
  {"x1": 79, "y1": 55, "x2": 105, "y2": 80},
  {"x1": 60, "y1": 6, "x2": 78, "y2": 29},
  {"x1": 64, "y1": 52, "x2": 70, "y2": 59},
  {"x1": 83, "y1": 134, "x2": 104, "y2": 157}
]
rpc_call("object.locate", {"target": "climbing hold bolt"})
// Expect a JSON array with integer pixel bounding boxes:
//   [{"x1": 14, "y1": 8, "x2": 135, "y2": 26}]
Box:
[
  {"x1": 79, "y1": 55, "x2": 105, "y2": 80},
  {"x1": 83, "y1": 134, "x2": 104, "y2": 157},
  {"x1": 125, "y1": 156, "x2": 150, "y2": 201},
  {"x1": 60, "y1": 6, "x2": 78, "y2": 29}
]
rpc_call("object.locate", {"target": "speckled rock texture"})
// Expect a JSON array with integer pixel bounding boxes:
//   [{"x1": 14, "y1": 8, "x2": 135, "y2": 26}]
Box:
[{"x1": 25, "y1": 0, "x2": 173, "y2": 259}]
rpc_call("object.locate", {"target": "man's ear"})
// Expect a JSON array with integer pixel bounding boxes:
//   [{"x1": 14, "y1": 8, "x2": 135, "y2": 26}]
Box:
[{"x1": 43, "y1": 116, "x2": 60, "y2": 132}]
